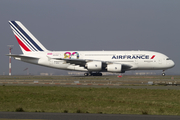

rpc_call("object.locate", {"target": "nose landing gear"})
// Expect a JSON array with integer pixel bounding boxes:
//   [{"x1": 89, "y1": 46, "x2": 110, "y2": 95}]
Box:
[{"x1": 162, "y1": 70, "x2": 166, "y2": 76}]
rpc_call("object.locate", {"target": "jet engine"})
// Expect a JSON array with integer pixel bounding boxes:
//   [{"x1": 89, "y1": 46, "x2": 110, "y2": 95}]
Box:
[
  {"x1": 86, "y1": 61, "x2": 102, "y2": 71},
  {"x1": 107, "y1": 64, "x2": 122, "y2": 72}
]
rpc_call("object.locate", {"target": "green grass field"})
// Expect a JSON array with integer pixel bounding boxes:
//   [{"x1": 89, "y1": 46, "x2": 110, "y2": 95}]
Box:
[{"x1": 0, "y1": 86, "x2": 180, "y2": 115}]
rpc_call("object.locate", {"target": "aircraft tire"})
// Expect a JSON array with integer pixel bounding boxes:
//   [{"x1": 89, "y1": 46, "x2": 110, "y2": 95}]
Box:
[
  {"x1": 162, "y1": 73, "x2": 166, "y2": 76},
  {"x1": 98, "y1": 73, "x2": 102, "y2": 76},
  {"x1": 88, "y1": 73, "x2": 92, "y2": 76},
  {"x1": 84, "y1": 73, "x2": 89, "y2": 76},
  {"x1": 84, "y1": 72, "x2": 102, "y2": 76},
  {"x1": 92, "y1": 73, "x2": 102, "y2": 76}
]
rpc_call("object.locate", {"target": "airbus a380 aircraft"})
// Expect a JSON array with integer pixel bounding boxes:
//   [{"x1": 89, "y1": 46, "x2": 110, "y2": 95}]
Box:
[{"x1": 8, "y1": 21, "x2": 175, "y2": 76}]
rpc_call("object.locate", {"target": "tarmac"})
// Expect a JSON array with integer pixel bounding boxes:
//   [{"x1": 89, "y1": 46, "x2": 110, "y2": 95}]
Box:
[{"x1": 0, "y1": 75, "x2": 180, "y2": 89}]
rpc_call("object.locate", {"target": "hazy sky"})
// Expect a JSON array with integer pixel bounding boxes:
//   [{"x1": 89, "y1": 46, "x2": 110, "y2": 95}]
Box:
[{"x1": 0, "y1": 0, "x2": 180, "y2": 75}]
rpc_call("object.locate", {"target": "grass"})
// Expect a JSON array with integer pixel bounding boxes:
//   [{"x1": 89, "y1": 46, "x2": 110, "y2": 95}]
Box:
[{"x1": 0, "y1": 86, "x2": 180, "y2": 115}]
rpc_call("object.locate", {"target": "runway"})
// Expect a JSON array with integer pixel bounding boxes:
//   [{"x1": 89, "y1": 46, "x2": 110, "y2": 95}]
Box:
[
  {"x1": 0, "y1": 75, "x2": 180, "y2": 87},
  {"x1": 1, "y1": 112, "x2": 180, "y2": 120}
]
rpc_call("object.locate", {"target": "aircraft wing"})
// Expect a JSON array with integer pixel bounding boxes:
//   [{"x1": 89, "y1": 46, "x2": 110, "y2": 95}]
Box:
[
  {"x1": 7, "y1": 54, "x2": 39, "y2": 59},
  {"x1": 56, "y1": 58, "x2": 92, "y2": 67},
  {"x1": 54, "y1": 58, "x2": 132, "y2": 70}
]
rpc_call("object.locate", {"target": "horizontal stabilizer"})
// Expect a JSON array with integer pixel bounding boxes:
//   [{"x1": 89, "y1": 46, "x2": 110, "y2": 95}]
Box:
[{"x1": 7, "y1": 54, "x2": 39, "y2": 59}]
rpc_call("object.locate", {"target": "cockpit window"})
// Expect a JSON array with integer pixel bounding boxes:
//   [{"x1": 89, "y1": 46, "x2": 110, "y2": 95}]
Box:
[{"x1": 166, "y1": 58, "x2": 171, "y2": 60}]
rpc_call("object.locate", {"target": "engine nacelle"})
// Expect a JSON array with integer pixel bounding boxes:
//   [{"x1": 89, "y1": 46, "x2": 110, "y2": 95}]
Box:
[
  {"x1": 107, "y1": 64, "x2": 122, "y2": 72},
  {"x1": 86, "y1": 61, "x2": 102, "y2": 71}
]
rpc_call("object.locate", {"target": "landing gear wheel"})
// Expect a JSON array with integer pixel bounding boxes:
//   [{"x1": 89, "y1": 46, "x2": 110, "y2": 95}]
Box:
[
  {"x1": 84, "y1": 73, "x2": 89, "y2": 76},
  {"x1": 162, "y1": 70, "x2": 165, "y2": 76},
  {"x1": 92, "y1": 72, "x2": 102, "y2": 76},
  {"x1": 88, "y1": 72, "x2": 92, "y2": 76},
  {"x1": 97, "y1": 73, "x2": 102, "y2": 76},
  {"x1": 84, "y1": 72, "x2": 102, "y2": 76},
  {"x1": 162, "y1": 73, "x2": 165, "y2": 76}
]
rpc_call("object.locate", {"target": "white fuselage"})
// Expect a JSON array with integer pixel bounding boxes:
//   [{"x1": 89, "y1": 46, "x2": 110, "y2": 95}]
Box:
[{"x1": 18, "y1": 50, "x2": 175, "y2": 72}]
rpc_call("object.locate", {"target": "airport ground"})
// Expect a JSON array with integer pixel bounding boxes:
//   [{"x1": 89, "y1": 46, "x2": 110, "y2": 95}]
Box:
[
  {"x1": 0, "y1": 75, "x2": 179, "y2": 86},
  {"x1": 1, "y1": 75, "x2": 180, "y2": 119},
  {"x1": 1, "y1": 112, "x2": 180, "y2": 120}
]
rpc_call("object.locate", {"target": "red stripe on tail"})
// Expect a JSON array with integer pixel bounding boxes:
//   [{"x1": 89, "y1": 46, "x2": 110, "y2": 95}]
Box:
[{"x1": 15, "y1": 35, "x2": 31, "y2": 51}]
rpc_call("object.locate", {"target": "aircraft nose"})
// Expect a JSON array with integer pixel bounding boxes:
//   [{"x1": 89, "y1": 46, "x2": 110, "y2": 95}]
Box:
[
  {"x1": 168, "y1": 60, "x2": 175, "y2": 68},
  {"x1": 171, "y1": 60, "x2": 175, "y2": 67}
]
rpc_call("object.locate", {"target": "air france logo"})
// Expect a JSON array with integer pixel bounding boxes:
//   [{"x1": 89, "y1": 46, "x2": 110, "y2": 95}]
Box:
[{"x1": 112, "y1": 55, "x2": 155, "y2": 59}]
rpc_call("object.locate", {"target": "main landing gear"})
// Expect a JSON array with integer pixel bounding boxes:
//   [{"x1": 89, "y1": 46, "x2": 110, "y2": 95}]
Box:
[
  {"x1": 84, "y1": 72, "x2": 102, "y2": 76},
  {"x1": 162, "y1": 70, "x2": 166, "y2": 76}
]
